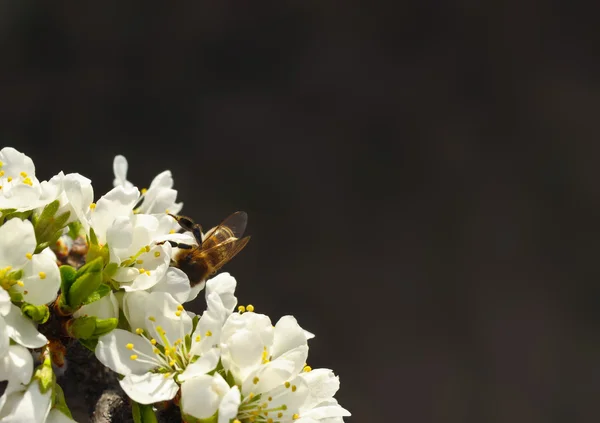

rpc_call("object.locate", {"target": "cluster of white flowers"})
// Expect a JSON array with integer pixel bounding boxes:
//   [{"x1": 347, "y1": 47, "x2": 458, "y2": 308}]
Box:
[{"x1": 0, "y1": 147, "x2": 349, "y2": 423}]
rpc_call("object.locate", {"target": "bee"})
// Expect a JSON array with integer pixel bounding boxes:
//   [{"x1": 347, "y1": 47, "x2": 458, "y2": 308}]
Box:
[{"x1": 161, "y1": 211, "x2": 250, "y2": 286}]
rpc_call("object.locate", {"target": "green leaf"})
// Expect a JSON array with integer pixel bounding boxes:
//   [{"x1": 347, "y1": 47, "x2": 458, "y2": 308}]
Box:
[
  {"x1": 81, "y1": 283, "x2": 111, "y2": 305},
  {"x1": 68, "y1": 257, "x2": 104, "y2": 308},
  {"x1": 67, "y1": 316, "x2": 97, "y2": 339},
  {"x1": 21, "y1": 303, "x2": 50, "y2": 324},
  {"x1": 34, "y1": 355, "x2": 55, "y2": 394},
  {"x1": 132, "y1": 401, "x2": 158, "y2": 423},
  {"x1": 79, "y1": 338, "x2": 98, "y2": 352},
  {"x1": 38, "y1": 200, "x2": 60, "y2": 224},
  {"x1": 86, "y1": 243, "x2": 109, "y2": 267},
  {"x1": 52, "y1": 383, "x2": 73, "y2": 419},
  {"x1": 93, "y1": 317, "x2": 118, "y2": 336},
  {"x1": 59, "y1": 265, "x2": 77, "y2": 312},
  {"x1": 89, "y1": 227, "x2": 99, "y2": 246}
]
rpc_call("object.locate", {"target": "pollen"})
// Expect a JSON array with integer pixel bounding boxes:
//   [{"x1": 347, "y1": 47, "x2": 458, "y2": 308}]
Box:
[
  {"x1": 165, "y1": 209, "x2": 170, "y2": 214},
  {"x1": 293, "y1": 414, "x2": 300, "y2": 420},
  {"x1": 89, "y1": 202, "x2": 96, "y2": 210},
  {"x1": 130, "y1": 354, "x2": 138, "y2": 360},
  {"x1": 154, "y1": 251, "x2": 160, "y2": 257},
  {"x1": 303, "y1": 365, "x2": 312, "y2": 372},
  {"x1": 22, "y1": 177, "x2": 32, "y2": 186},
  {"x1": 141, "y1": 188, "x2": 148, "y2": 194},
  {"x1": 16, "y1": 280, "x2": 24, "y2": 287},
  {"x1": 291, "y1": 385, "x2": 297, "y2": 392},
  {"x1": 238, "y1": 305, "x2": 246, "y2": 313},
  {"x1": 136, "y1": 259, "x2": 144, "y2": 264},
  {"x1": 38, "y1": 272, "x2": 46, "y2": 279},
  {"x1": 195, "y1": 335, "x2": 201, "y2": 342},
  {"x1": 169, "y1": 229, "x2": 175, "y2": 234},
  {"x1": 145, "y1": 245, "x2": 151, "y2": 252},
  {"x1": 246, "y1": 304, "x2": 255, "y2": 312},
  {"x1": 177, "y1": 305, "x2": 184, "y2": 311},
  {"x1": 135, "y1": 328, "x2": 144, "y2": 334},
  {"x1": 126, "y1": 343, "x2": 134, "y2": 350},
  {"x1": 0, "y1": 171, "x2": 4, "y2": 177},
  {"x1": 145, "y1": 271, "x2": 151, "y2": 276},
  {"x1": 175, "y1": 310, "x2": 182, "y2": 317},
  {"x1": 253, "y1": 376, "x2": 260, "y2": 384},
  {"x1": 150, "y1": 338, "x2": 157, "y2": 345},
  {"x1": 7, "y1": 176, "x2": 12, "y2": 182},
  {"x1": 25, "y1": 253, "x2": 32, "y2": 260},
  {"x1": 148, "y1": 316, "x2": 156, "y2": 322},
  {"x1": 285, "y1": 381, "x2": 291, "y2": 389},
  {"x1": 138, "y1": 268, "x2": 146, "y2": 274},
  {"x1": 205, "y1": 330, "x2": 212, "y2": 337},
  {"x1": 20, "y1": 171, "x2": 27, "y2": 178}
]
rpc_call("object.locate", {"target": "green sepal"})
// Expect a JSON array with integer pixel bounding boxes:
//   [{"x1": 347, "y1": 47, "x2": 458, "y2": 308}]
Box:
[
  {"x1": 180, "y1": 412, "x2": 218, "y2": 423},
  {"x1": 79, "y1": 338, "x2": 98, "y2": 352},
  {"x1": 88, "y1": 227, "x2": 99, "y2": 246},
  {"x1": 93, "y1": 317, "x2": 118, "y2": 336},
  {"x1": 21, "y1": 303, "x2": 50, "y2": 324},
  {"x1": 68, "y1": 257, "x2": 104, "y2": 309},
  {"x1": 9, "y1": 292, "x2": 23, "y2": 303},
  {"x1": 224, "y1": 369, "x2": 236, "y2": 388},
  {"x1": 132, "y1": 401, "x2": 158, "y2": 423},
  {"x1": 52, "y1": 383, "x2": 73, "y2": 419},
  {"x1": 81, "y1": 283, "x2": 111, "y2": 305},
  {"x1": 34, "y1": 355, "x2": 55, "y2": 394},
  {"x1": 58, "y1": 265, "x2": 78, "y2": 314},
  {"x1": 67, "y1": 316, "x2": 96, "y2": 339},
  {"x1": 67, "y1": 221, "x2": 82, "y2": 240},
  {"x1": 185, "y1": 333, "x2": 192, "y2": 351},
  {"x1": 86, "y1": 243, "x2": 109, "y2": 267},
  {"x1": 34, "y1": 199, "x2": 60, "y2": 227},
  {"x1": 191, "y1": 314, "x2": 200, "y2": 333},
  {"x1": 103, "y1": 262, "x2": 119, "y2": 280}
]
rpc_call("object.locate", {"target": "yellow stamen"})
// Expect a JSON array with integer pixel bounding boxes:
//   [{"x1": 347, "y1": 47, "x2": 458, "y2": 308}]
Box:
[
  {"x1": 138, "y1": 268, "x2": 146, "y2": 274},
  {"x1": 238, "y1": 305, "x2": 246, "y2": 313},
  {"x1": 303, "y1": 365, "x2": 312, "y2": 372},
  {"x1": 175, "y1": 311, "x2": 182, "y2": 317},
  {"x1": 22, "y1": 177, "x2": 32, "y2": 186},
  {"x1": 150, "y1": 338, "x2": 157, "y2": 345},
  {"x1": 16, "y1": 281, "x2": 24, "y2": 287},
  {"x1": 205, "y1": 330, "x2": 212, "y2": 337},
  {"x1": 253, "y1": 376, "x2": 260, "y2": 384},
  {"x1": 177, "y1": 305, "x2": 184, "y2": 311},
  {"x1": 246, "y1": 304, "x2": 255, "y2": 312},
  {"x1": 38, "y1": 272, "x2": 46, "y2": 280},
  {"x1": 154, "y1": 251, "x2": 160, "y2": 257},
  {"x1": 169, "y1": 229, "x2": 175, "y2": 234},
  {"x1": 148, "y1": 316, "x2": 156, "y2": 322},
  {"x1": 291, "y1": 385, "x2": 297, "y2": 392},
  {"x1": 136, "y1": 259, "x2": 144, "y2": 264},
  {"x1": 135, "y1": 328, "x2": 144, "y2": 334},
  {"x1": 195, "y1": 335, "x2": 201, "y2": 342},
  {"x1": 285, "y1": 381, "x2": 291, "y2": 388},
  {"x1": 7, "y1": 176, "x2": 12, "y2": 182},
  {"x1": 293, "y1": 414, "x2": 300, "y2": 420},
  {"x1": 126, "y1": 343, "x2": 134, "y2": 350},
  {"x1": 20, "y1": 171, "x2": 27, "y2": 178},
  {"x1": 25, "y1": 253, "x2": 32, "y2": 260},
  {"x1": 141, "y1": 188, "x2": 148, "y2": 194},
  {"x1": 130, "y1": 355, "x2": 138, "y2": 360},
  {"x1": 89, "y1": 202, "x2": 96, "y2": 210}
]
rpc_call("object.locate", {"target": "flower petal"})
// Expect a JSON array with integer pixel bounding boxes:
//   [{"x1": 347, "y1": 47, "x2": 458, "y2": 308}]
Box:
[
  {"x1": 0, "y1": 379, "x2": 52, "y2": 422},
  {"x1": 4, "y1": 304, "x2": 47, "y2": 348},
  {"x1": 46, "y1": 409, "x2": 77, "y2": 423},
  {"x1": 18, "y1": 253, "x2": 61, "y2": 305},
  {"x1": 271, "y1": 315, "x2": 308, "y2": 360},
  {"x1": 95, "y1": 329, "x2": 157, "y2": 375},
  {"x1": 178, "y1": 348, "x2": 220, "y2": 382},
  {"x1": 119, "y1": 372, "x2": 179, "y2": 405},
  {"x1": 0, "y1": 218, "x2": 36, "y2": 270},
  {"x1": 151, "y1": 267, "x2": 191, "y2": 304},
  {"x1": 181, "y1": 373, "x2": 229, "y2": 419},
  {"x1": 218, "y1": 385, "x2": 241, "y2": 423},
  {"x1": 205, "y1": 273, "x2": 237, "y2": 313},
  {"x1": 74, "y1": 291, "x2": 119, "y2": 320}
]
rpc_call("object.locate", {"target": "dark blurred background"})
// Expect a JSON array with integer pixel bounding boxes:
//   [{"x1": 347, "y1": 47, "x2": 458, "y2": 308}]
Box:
[{"x1": 1, "y1": 2, "x2": 599, "y2": 422}]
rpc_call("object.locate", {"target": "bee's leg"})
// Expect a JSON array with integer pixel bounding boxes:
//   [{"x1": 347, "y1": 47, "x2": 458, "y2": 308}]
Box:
[
  {"x1": 168, "y1": 213, "x2": 204, "y2": 244},
  {"x1": 156, "y1": 240, "x2": 194, "y2": 249}
]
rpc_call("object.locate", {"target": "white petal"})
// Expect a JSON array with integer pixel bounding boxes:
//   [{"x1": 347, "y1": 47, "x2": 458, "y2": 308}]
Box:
[
  {"x1": 4, "y1": 304, "x2": 47, "y2": 348},
  {"x1": 145, "y1": 292, "x2": 192, "y2": 345},
  {"x1": 0, "y1": 379, "x2": 52, "y2": 422},
  {"x1": 0, "y1": 317, "x2": 8, "y2": 356},
  {"x1": 122, "y1": 291, "x2": 150, "y2": 333},
  {"x1": 106, "y1": 216, "x2": 134, "y2": 250},
  {"x1": 119, "y1": 372, "x2": 179, "y2": 404},
  {"x1": 1, "y1": 345, "x2": 34, "y2": 386},
  {"x1": 18, "y1": 253, "x2": 61, "y2": 305},
  {"x1": 0, "y1": 148, "x2": 35, "y2": 177},
  {"x1": 299, "y1": 369, "x2": 340, "y2": 410},
  {"x1": 46, "y1": 409, "x2": 77, "y2": 423},
  {"x1": 113, "y1": 155, "x2": 133, "y2": 188},
  {"x1": 218, "y1": 385, "x2": 241, "y2": 423},
  {"x1": 241, "y1": 358, "x2": 297, "y2": 396},
  {"x1": 271, "y1": 316, "x2": 308, "y2": 360},
  {"x1": 95, "y1": 329, "x2": 157, "y2": 375},
  {"x1": 186, "y1": 282, "x2": 205, "y2": 302},
  {"x1": 151, "y1": 267, "x2": 191, "y2": 304},
  {"x1": 181, "y1": 373, "x2": 229, "y2": 419},
  {"x1": 91, "y1": 185, "x2": 140, "y2": 243},
  {"x1": 178, "y1": 349, "x2": 220, "y2": 382},
  {"x1": 223, "y1": 329, "x2": 263, "y2": 383},
  {"x1": 0, "y1": 289, "x2": 10, "y2": 316},
  {"x1": 205, "y1": 273, "x2": 237, "y2": 313},
  {"x1": 113, "y1": 266, "x2": 140, "y2": 283},
  {"x1": 0, "y1": 218, "x2": 36, "y2": 270},
  {"x1": 73, "y1": 291, "x2": 119, "y2": 320}
]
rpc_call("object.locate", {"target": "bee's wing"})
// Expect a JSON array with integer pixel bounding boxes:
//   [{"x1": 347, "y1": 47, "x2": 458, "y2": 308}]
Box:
[
  {"x1": 202, "y1": 211, "x2": 248, "y2": 245},
  {"x1": 200, "y1": 236, "x2": 251, "y2": 273}
]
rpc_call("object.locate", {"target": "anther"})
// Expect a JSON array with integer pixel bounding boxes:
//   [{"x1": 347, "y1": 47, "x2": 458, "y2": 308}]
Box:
[
  {"x1": 148, "y1": 316, "x2": 156, "y2": 322},
  {"x1": 246, "y1": 304, "x2": 255, "y2": 312},
  {"x1": 38, "y1": 272, "x2": 46, "y2": 280},
  {"x1": 177, "y1": 305, "x2": 184, "y2": 311},
  {"x1": 20, "y1": 171, "x2": 27, "y2": 178},
  {"x1": 284, "y1": 382, "x2": 290, "y2": 388},
  {"x1": 126, "y1": 343, "x2": 134, "y2": 350},
  {"x1": 253, "y1": 376, "x2": 260, "y2": 385},
  {"x1": 150, "y1": 339, "x2": 157, "y2": 345},
  {"x1": 291, "y1": 385, "x2": 297, "y2": 392},
  {"x1": 130, "y1": 355, "x2": 138, "y2": 360},
  {"x1": 89, "y1": 203, "x2": 96, "y2": 210},
  {"x1": 238, "y1": 305, "x2": 246, "y2": 313},
  {"x1": 136, "y1": 259, "x2": 144, "y2": 264},
  {"x1": 205, "y1": 330, "x2": 212, "y2": 337},
  {"x1": 25, "y1": 253, "x2": 32, "y2": 260},
  {"x1": 154, "y1": 251, "x2": 160, "y2": 257},
  {"x1": 16, "y1": 281, "x2": 24, "y2": 287},
  {"x1": 293, "y1": 413, "x2": 300, "y2": 420},
  {"x1": 141, "y1": 188, "x2": 148, "y2": 194},
  {"x1": 135, "y1": 328, "x2": 144, "y2": 335},
  {"x1": 138, "y1": 268, "x2": 146, "y2": 274},
  {"x1": 303, "y1": 365, "x2": 312, "y2": 372},
  {"x1": 22, "y1": 177, "x2": 32, "y2": 186},
  {"x1": 7, "y1": 176, "x2": 12, "y2": 182}
]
